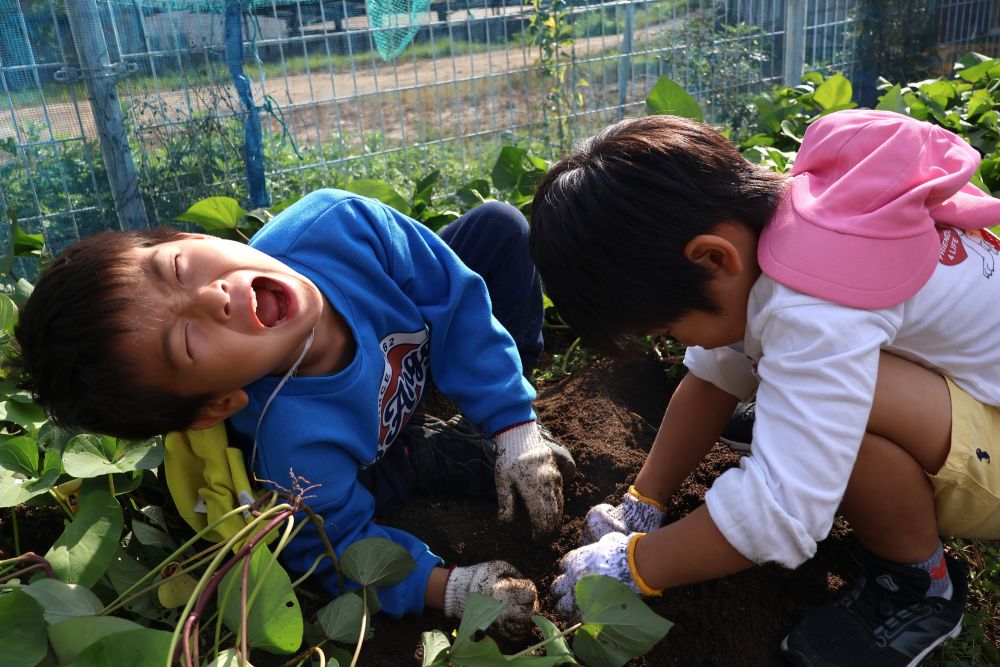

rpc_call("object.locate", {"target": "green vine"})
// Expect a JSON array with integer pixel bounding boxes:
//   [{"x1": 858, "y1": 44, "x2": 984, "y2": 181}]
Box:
[{"x1": 527, "y1": 0, "x2": 588, "y2": 149}]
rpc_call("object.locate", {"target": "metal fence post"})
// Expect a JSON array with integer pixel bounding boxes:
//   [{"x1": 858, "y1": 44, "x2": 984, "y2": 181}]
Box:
[
  {"x1": 63, "y1": 0, "x2": 148, "y2": 230},
  {"x1": 617, "y1": 0, "x2": 636, "y2": 119},
  {"x1": 783, "y1": 0, "x2": 806, "y2": 87}
]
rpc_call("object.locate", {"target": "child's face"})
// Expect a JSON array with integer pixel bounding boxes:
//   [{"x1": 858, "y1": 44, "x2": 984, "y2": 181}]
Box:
[{"x1": 121, "y1": 234, "x2": 324, "y2": 400}]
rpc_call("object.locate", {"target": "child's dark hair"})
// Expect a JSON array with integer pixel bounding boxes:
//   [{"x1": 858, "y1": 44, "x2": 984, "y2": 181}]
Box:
[
  {"x1": 14, "y1": 227, "x2": 212, "y2": 440},
  {"x1": 529, "y1": 115, "x2": 787, "y2": 353}
]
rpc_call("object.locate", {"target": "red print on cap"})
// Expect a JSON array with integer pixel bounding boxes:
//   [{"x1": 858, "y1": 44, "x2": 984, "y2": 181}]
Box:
[{"x1": 938, "y1": 227, "x2": 968, "y2": 266}]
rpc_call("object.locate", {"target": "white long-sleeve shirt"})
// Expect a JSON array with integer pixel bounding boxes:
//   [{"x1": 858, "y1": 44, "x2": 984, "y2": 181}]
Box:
[{"x1": 685, "y1": 226, "x2": 1000, "y2": 567}]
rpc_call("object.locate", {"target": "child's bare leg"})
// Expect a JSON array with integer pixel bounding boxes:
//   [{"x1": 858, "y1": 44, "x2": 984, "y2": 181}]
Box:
[
  {"x1": 840, "y1": 432, "x2": 941, "y2": 562},
  {"x1": 839, "y1": 351, "x2": 951, "y2": 563}
]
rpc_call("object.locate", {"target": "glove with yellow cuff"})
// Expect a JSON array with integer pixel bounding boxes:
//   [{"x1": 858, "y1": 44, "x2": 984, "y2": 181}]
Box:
[
  {"x1": 583, "y1": 485, "x2": 666, "y2": 545},
  {"x1": 551, "y1": 531, "x2": 661, "y2": 619}
]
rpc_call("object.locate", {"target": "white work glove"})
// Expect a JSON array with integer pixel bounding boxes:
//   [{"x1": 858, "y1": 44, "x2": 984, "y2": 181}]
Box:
[
  {"x1": 443, "y1": 560, "x2": 539, "y2": 639},
  {"x1": 551, "y1": 531, "x2": 660, "y2": 619},
  {"x1": 583, "y1": 485, "x2": 666, "y2": 545},
  {"x1": 494, "y1": 421, "x2": 564, "y2": 539}
]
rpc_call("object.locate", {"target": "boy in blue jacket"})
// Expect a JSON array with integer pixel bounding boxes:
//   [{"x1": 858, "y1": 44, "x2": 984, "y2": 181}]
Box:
[{"x1": 15, "y1": 190, "x2": 573, "y2": 637}]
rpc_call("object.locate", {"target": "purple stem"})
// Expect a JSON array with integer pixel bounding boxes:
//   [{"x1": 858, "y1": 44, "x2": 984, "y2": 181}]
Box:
[
  {"x1": 0, "y1": 552, "x2": 56, "y2": 583},
  {"x1": 176, "y1": 509, "x2": 294, "y2": 666}
]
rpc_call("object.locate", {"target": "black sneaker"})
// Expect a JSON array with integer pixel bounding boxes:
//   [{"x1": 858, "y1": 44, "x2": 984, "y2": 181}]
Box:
[
  {"x1": 404, "y1": 415, "x2": 576, "y2": 498},
  {"x1": 780, "y1": 548, "x2": 967, "y2": 667},
  {"x1": 719, "y1": 401, "x2": 754, "y2": 452}
]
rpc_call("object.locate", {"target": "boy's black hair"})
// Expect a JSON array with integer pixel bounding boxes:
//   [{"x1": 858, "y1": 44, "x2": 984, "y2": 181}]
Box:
[
  {"x1": 529, "y1": 115, "x2": 787, "y2": 353},
  {"x1": 14, "y1": 227, "x2": 212, "y2": 440}
]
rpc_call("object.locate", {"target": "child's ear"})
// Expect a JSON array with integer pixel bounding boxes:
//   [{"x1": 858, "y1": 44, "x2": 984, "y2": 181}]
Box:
[
  {"x1": 683, "y1": 234, "x2": 744, "y2": 276},
  {"x1": 189, "y1": 389, "x2": 249, "y2": 430}
]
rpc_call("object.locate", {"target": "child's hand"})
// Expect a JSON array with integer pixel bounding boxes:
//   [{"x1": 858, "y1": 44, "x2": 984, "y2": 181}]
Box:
[
  {"x1": 583, "y1": 486, "x2": 666, "y2": 544},
  {"x1": 443, "y1": 560, "x2": 539, "y2": 639},
  {"x1": 551, "y1": 532, "x2": 660, "y2": 618},
  {"x1": 494, "y1": 422, "x2": 564, "y2": 539}
]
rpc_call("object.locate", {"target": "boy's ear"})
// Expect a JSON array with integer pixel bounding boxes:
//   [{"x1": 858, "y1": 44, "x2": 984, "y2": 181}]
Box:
[
  {"x1": 189, "y1": 389, "x2": 249, "y2": 430},
  {"x1": 683, "y1": 234, "x2": 744, "y2": 276}
]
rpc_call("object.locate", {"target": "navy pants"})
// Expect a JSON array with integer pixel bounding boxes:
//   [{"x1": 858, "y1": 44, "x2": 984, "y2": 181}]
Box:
[
  {"x1": 438, "y1": 200, "x2": 544, "y2": 374},
  {"x1": 360, "y1": 201, "x2": 544, "y2": 515}
]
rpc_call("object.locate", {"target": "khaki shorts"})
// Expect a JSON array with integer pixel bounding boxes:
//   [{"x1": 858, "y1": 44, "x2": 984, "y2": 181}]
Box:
[{"x1": 930, "y1": 377, "x2": 1000, "y2": 538}]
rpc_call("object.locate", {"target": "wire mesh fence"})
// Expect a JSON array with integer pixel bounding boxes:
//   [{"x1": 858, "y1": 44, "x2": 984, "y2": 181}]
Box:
[{"x1": 1, "y1": 0, "x2": 998, "y2": 254}]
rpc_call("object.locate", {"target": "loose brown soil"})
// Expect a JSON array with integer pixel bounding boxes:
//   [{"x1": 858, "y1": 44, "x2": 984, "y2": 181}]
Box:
[{"x1": 365, "y1": 351, "x2": 858, "y2": 666}]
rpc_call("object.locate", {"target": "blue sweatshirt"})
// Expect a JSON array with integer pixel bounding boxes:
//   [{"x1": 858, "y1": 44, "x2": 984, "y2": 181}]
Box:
[{"x1": 228, "y1": 189, "x2": 536, "y2": 616}]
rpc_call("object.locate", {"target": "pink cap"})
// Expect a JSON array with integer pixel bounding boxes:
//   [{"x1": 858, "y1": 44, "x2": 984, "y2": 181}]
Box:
[{"x1": 758, "y1": 109, "x2": 1000, "y2": 309}]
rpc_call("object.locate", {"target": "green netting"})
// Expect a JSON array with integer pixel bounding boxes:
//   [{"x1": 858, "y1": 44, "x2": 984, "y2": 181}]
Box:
[{"x1": 366, "y1": 0, "x2": 434, "y2": 61}]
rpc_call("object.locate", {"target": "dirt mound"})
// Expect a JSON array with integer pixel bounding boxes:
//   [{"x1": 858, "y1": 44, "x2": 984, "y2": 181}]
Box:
[{"x1": 369, "y1": 353, "x2": 856, "y2": 666}]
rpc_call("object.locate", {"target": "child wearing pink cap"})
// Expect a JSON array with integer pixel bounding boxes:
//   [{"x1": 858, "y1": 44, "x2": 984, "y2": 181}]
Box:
[{"x1": 530, "y1": 110, "x2": 1000, "y2": 666}]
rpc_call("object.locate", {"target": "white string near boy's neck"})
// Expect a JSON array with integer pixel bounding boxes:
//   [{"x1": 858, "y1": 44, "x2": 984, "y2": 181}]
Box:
[{"x1": 250, "y1": 327, "x2": 315, "y2": 474}]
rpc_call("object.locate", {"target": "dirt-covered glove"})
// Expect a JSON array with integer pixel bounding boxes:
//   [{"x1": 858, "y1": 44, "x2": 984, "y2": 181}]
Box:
[
  {"x1": 443, "y1": 560, "x2": 539, "y2": 639},
  {"x1": 551, "y1": 532, "x2": 661, "y2": 619},
  {"x1": 583, "y1": 485, "x2": 666, "y2": 545},
  {"x1": 494, "y1": 421, "x2": 564, "y2": 538}
]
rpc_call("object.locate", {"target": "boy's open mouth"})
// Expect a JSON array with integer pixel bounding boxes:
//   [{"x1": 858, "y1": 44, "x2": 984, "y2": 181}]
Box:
[{"x1": 251, "y1": 277, "x2": 290, "y2": 327}]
